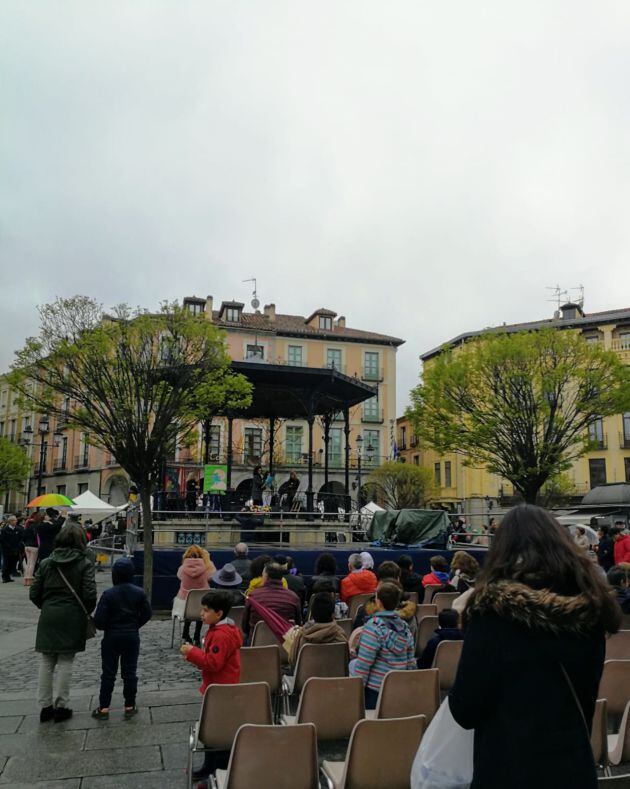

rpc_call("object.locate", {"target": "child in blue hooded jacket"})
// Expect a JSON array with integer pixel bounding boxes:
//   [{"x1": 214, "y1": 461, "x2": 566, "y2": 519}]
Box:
[{"x1": 91, "y1": 558, "x2": 152, "y2": 719}]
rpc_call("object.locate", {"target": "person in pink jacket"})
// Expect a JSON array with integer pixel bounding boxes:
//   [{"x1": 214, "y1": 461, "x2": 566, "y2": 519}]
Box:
[{"x1": 172, "y1": 545, "x2": 216, "y2": 646}]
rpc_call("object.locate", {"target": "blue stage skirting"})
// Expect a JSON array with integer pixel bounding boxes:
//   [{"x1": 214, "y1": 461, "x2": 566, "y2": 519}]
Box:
[{"x1": 127, "y1": 546, "x2": 488, "y2": 608}]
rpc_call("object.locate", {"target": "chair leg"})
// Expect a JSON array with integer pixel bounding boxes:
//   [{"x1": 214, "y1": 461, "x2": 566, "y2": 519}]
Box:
[
  {"x1": 187, "y1": 726, "x2": 195, "y2": 789},
  {"x1": 171, "y1": 617, "x2": 176, "y2": 649}
]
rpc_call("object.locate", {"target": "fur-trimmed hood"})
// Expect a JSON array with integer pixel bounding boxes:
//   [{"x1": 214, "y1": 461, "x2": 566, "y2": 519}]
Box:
[
  {"x1": 465, "y1": 580, "x2": 602, "y2": 636},
  {"x1": 363, "y1": 596, "x2": 417, "y2": 621}
]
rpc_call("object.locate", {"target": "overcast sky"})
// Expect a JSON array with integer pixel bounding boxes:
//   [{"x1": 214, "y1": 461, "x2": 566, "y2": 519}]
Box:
[{"x1": 2, "y1": 2, "x2": 630, "y2": 412}]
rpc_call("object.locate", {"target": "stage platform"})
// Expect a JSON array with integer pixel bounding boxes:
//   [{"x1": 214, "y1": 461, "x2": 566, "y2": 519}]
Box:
[{"x1": 129, "y1": 543, "x2": 487, "y2": 608}]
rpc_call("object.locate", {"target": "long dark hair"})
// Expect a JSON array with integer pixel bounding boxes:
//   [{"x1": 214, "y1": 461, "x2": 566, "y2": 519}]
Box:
[
  {"x1": 249, "y1": 553, "x2": 271, "y2": 579},
  {"x1": 476, "y1": 504, "x2": 620, "y2": 632},
  {"x1": 314, "y1": 552, "x2": 337, "y2": 576}
]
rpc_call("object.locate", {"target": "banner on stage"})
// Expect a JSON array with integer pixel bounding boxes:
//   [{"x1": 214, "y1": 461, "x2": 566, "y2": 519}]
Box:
[{"x1": 204, "y1": 464, "x2": 228, "y2": 494}]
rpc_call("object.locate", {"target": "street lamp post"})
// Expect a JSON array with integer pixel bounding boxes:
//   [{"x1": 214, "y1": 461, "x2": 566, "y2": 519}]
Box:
[
  {"x1": 355, "y1": 436, "x2": 375, "y2": 510},
  {"x1": 20, "y1": 417, "x2": 64, "y2": 498}
]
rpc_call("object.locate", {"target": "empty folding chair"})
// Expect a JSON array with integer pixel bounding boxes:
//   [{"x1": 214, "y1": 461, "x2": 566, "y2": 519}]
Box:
[
  {"x1": 599, "y1": 776, "x2": 630, "y2": 787},
  {"x1": 415, "y1": 615, "x2": 439, "y2": 659},
  {"x1": 212, "y1": 723, "x2": 319, "y2": 789},
  {"x1": 283, "y1": 641, "x2": 349, "y2": 697},
  {"x1": 321, "y1": 715, "x2": 426, "y2": 789},
  {"x1": 599, "y1": 660, "x2": 630, "y2": 728},
  {"x1": 591, "y1": 699, "x2": 610, "y2": 774},
  {"x1": 188, "y1": 682, "x2": 272, "y2": 789},
  {"x1": 432, "y1": 592, "x2": 460, "y2": 613},
  {"x1": 608, "y1": 700, "x2": 630, "y2": 767},
  {"x1": 251, "y1": 620, "x2": 290, "y2": 664},
  {"x1": 230, "y1": 606, "x2": 245, "y2": 632},
  {"x1": 348, "y1": 593, "x2": 373, "y2": 623},
  {"x1": 606, "y1": 631, "x2": 630, "y2": 661},
  {"x1": 283, "y1": 676, "x2": 365, "y2": 740},
  {"x1": 432, "y1": 640, "x2": 463, "y2": 693},
  {"x1": 422, "y1": 584, "x2": 442, "y2": 604},
  {"x1": 366, "y1": 669, "x2": 440, "y2": 724},
  {"x1": 171, "y1": 589, "x2": 206, "y2": 648},
  {"x1": 239, "y1": 645, "x2": 283, "y2": 720},
  {"x1": 414, "y1": 603, "x2": 437, "y2": 624}
]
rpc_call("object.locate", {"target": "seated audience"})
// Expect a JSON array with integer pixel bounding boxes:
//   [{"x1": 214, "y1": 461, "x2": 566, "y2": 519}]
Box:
[
  {"x1": 608, "y1": 565, "x2": 630, "y2": 614},
  {"x1": 246, "y1": 554, "x2": 287, "y2": 595},
  {"x1": 340, "y1": 553, "x2": 378, "y2": 602},
  {"x1": 360, "y1": 551, "x2": 375, "y2": 572},
  {"x1": 288, "y1": 593, "x2": 348, "y2": 666},
  {"x1": 243, "y1": 562, "x2": 302, "y2": 636},
  {"x1": 350, "y1": 581, "x2": 416, "y2": 709},
  {"x1": 396, "y1": 554, "x2": 421, "y2": 593},
  {"x1": 274, "y1": 554, "x2": 306, "y2": 605},
  {"x1": 231, "y1": 542, "x2": 252, "y2": 584},
  {"x1": 449, "y1": 551, "x2": 479, "y2": 593},
  {"x1": 422, "y1": 555, "x2": 451, "y2": 588},
  {"x1": 597, "y1": 526, "x2": 615, "y2": 572},
  {"x1": 210, "y1": 563, "x2": 245, "y2": 605},
  {"x1": 418, "y1": 609, "x2": 464, "y2": 668},
  {"x1": 311, "y1": 579, "x2": 348, "y2": 619},
  {"x1": 306, "y1": 552, "x2": 339, "y2": 597},
  {"x1": 352, "y1": 561, "x2": 418, "y2": 639}
]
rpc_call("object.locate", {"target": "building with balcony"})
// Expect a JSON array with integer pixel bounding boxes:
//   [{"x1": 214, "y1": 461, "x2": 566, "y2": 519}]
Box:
[
  {"x1": 1, "y1": 297, "x2": 404, "y2": 512},
  {"x1": 413, "y1": 301, "x2": 630, "y2": 513}
]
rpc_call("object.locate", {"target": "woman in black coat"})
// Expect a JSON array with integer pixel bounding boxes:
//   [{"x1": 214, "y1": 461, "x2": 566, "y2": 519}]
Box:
[{"x1": 449, "y1": 504, "x2": 621, "y2": 789}]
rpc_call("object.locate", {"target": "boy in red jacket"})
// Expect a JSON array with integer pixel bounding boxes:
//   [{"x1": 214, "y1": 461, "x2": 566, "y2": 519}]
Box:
[{"x1": 181, "y1": 590, "x2": 243, "y2": 781}]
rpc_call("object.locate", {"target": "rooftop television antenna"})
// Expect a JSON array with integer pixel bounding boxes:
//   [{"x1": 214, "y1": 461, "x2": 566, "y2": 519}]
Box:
[{"x1": 546, "y1": 284, "x2": 569, "y2": 310}]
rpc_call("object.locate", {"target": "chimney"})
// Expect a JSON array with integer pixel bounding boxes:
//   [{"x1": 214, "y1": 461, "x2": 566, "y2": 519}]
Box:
[
  {"x1": 559, "y1": 302, "x2": 584, "y2": 321},
  {"x1": 264, "y1": 303, "x2": 276, "y2": 322},
  {"x1": 205, "y1": 295, "x2": 213, "y2": 321},
  {"x1": 337, "y1": 316, "x2": 346, "y2": 328}
]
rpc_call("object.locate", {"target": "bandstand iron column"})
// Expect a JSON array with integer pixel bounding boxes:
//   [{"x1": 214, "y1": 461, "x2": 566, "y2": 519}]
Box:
[
  {"x1": 306, "y1": 414, "x2": 315, "y2": 513},
  {"x1": 268, "y1": 415, "x2": 275, "y2": 475},
  {"x1": 343, "y1": 406, "x2": 351, "y2": 504},
  {"x1": 226, "y1": 415, "x2": 234, "y2": 490},
  {"x1": 323, "y1": 413, "x2": 331, "y2": 486}
]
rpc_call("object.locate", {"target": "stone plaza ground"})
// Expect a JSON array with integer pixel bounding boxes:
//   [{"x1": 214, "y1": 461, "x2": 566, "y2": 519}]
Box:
[{"x1": 0, "y1": 570, "x2": 202, "y2": 788}]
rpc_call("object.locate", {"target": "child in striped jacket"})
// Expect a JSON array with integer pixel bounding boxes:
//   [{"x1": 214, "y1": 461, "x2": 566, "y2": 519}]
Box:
[{"x1": 350, "y1": 581, "x2": 417, "y2": 709}]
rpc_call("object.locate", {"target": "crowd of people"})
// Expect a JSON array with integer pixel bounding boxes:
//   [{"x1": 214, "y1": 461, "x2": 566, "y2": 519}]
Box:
[{"x1": 3, "y1": 503, "x2": 630, "y2": 785}]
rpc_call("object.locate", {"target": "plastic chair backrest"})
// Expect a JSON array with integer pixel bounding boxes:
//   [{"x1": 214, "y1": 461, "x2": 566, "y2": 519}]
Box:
[
  {"x1": 337, "y1": 618, "x2": 353, "y2": 638},
  {"x1": 239, "y1": 646, "x2": 282, "y2": 695},
  {"x1": 422, "y1": 584, "x2": 442, "y2": 604},
  {"x1": 599, "y1": 660, "x2": 630, "y2": 718},
  {"x1": 607, "y1": 631, "x2": 630, "y2": 661},
  {"x1": 231, "y1": 606, "x2": 245, "y2": 632},
  {"x1": 295, "y1": 677, "x2": 365, "y2": 739},
  {"x1": 197, "y1": 682, "x2": 272, "y2": 749},
  {"x1": 599, "y1": 776, "x2": 630, "y2": 787},
  {"x1": 340, "y1": 715, "x2": 426, "y2": 789},
  {"x1": 432, "y1": 640, "x2": 463, "y2": 691},
  {"x1": 415, "y1": 615, "x2": 439, "y2": 657},
  {"x1": 375, "y1": 669, "x2": 440, "y2": 723},
  {"x1": 183, "y1": 589, "x2": 207, "y2": 621},
  {"x1": 407, "y1": 592, "x2": 419, "y2": 603},
  {"x1": 432, "y1": 592, "x2": 460, "y2": 614},
  {"x1": 621, "y1": 614, "x2": 630, "y2": 630},
  {"x1": 348, "y1": 593, "x2": 373, "y2": 622},
  {"x1": 293, "y1": 642, "x2": 349, "y2": 695},
  {"x1": 415, "y1": 604, "x2": 438, "y2": 624},
  {"x1": 251, "y1": 620, "x2": 289, "y2": 664},
  {"x1": 221, "y1": 723, "x2": 319, "y2": 789},
  {"x1": 591, "y1": 698, "x2": 608, "y2": 767}
]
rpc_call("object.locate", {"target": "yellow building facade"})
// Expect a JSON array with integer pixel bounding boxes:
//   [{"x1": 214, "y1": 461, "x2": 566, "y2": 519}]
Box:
[
  {"x1": 412, "y1": 302, "x2": 630, "y2": 512},
  {"x1": 0, "y1": 296, "x2": 404, "y2": 511}
]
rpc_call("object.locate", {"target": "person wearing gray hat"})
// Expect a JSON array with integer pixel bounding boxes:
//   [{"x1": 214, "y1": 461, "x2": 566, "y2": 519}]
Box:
[{"x1": 210, "y1": 564, "x2": 245, "y2": 605}]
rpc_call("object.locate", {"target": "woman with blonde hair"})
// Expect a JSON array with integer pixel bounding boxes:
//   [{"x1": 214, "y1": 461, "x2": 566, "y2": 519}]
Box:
[{"x1": 172, "y1": 546, "x2": 216, "y2": 646}]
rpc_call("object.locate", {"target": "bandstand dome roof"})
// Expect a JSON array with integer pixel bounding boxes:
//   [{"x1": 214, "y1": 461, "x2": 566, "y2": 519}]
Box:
[{"x1": 582, "y1": 483, "x2": 630, "y2": 506}]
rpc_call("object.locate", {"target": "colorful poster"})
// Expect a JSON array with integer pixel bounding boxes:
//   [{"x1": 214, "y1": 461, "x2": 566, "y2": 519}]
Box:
[{"x1": 203, "y1": 464, "x2": 228, "y2": 494}]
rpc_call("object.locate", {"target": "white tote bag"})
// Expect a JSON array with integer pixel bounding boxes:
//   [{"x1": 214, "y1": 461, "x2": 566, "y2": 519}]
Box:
[{"x1": 410, "y1": 697, "x2": 474, "y2": 789}]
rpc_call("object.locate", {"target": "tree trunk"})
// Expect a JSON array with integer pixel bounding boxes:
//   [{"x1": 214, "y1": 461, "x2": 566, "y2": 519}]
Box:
[
  {"x1": 140, "y1": 486, "x2": 154, "y2": 602},
  {"x1": 519, "y1": 480, "x2": 543, "y2": 505}
]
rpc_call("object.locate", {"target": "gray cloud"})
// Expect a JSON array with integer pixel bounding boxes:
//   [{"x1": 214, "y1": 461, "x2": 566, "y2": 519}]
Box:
[{"x1": 2, "y1": 1, "x2": 630, "y2": 411}]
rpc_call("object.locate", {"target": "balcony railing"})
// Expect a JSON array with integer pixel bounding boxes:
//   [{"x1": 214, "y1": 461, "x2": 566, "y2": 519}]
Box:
[
  {"x1": 409, "y1": 437, "x2": 419, "y2": 448},
  {"x1": 611, "y1": 338, "x2": 630, "y2": 362},
  {"x1": 362, "y1": 408, "x2": 384, "y2": 424},
  {"x1": 53, "y1": 458, "x2": 66, "y2": 471},
  {"x1": 74, "y1": 455, "x2": 89, "y2": 469},
  {"x1": 587, "y1": 433, "x2": 607, "y2": 451},
  {"x1": 361, "y1": 367, "x2": 384, "y2": 382},
  {"x1": 620, "y1": 432, "x2": 630, "y2": 450}
]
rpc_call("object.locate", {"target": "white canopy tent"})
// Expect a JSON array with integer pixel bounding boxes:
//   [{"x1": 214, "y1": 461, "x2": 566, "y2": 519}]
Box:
[{"x1": 70, "y1": 490, "x2": 127, "y2": 525}]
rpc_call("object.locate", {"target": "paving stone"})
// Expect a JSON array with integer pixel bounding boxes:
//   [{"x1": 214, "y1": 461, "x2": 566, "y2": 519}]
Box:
[
  {"x1": 81, "y1": 769, "x2": 185, "y2": 788},
  {"x1": 150, "y1": 702, "x2": 199, "y2": 724},
  {"x1": 0, "y1": 745, "x2": 161, "y2": 783},
  {"x1": 159, "y1": 741, "x2": 189, "y2": 771},
  {"x1": 19, "y1": 707, "x2": 151, "y2": 733},
  {"x1": 84, "y1": 720, "x2": 188, "y2": 750},
  {"x1": 0, "y1": 697, "x2": 92, "y2": 716},
  {"x1": 0, "y1": 716, "x2": 22, "y2": 734},
  {"x1": 0, "y1": 728, "x2": 86, "y2": 757},
  {"x1": 3, "y1": 781, "x2": 81, "y2": 789},
  {"x1": 0, "y1": 757, "x2": 6, "y2": 774}
]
